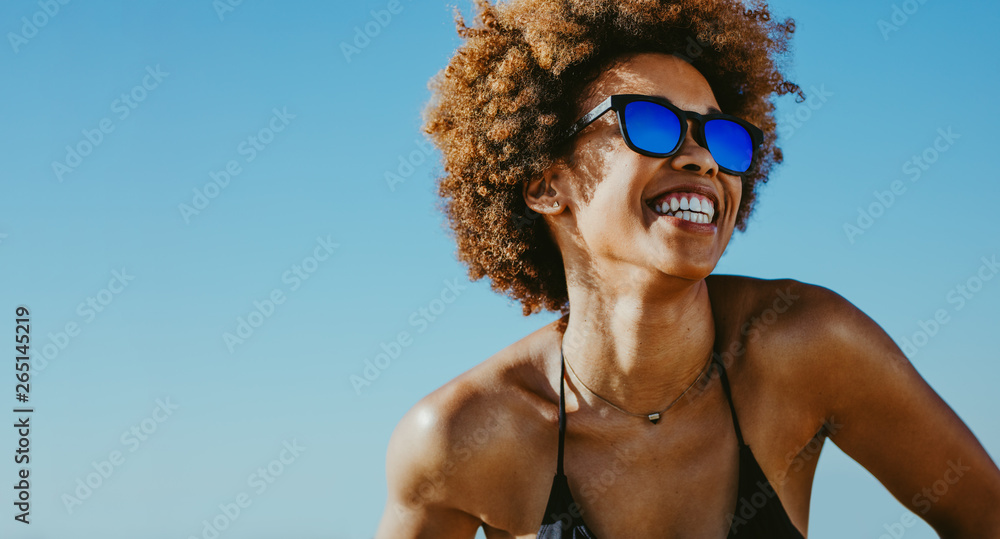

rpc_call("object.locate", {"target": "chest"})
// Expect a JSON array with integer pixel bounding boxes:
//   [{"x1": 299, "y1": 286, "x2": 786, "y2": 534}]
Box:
[{"x1": 481, "y1": 377, "x2": 818, "y2": 538}]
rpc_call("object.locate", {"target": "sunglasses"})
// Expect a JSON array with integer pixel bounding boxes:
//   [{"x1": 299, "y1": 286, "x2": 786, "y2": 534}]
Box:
[{"x1": 562, "y1": 94, "x2": 764, "y2": 175}]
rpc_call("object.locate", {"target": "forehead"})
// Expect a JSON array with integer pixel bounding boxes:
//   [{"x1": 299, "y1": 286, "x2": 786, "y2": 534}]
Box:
[{"x1": 577, "y1": 52, "x2": 722, "y2": 116}]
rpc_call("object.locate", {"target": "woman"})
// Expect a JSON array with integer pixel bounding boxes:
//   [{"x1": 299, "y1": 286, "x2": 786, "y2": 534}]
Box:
[{"x1": 375, "y1": 0, "x2": 1000, "y2": 537}]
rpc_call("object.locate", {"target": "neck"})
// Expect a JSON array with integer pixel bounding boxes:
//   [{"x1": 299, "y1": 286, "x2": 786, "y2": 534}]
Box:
[{"x1": 559, "y1": 276, "x2": 717, "y2": 415}]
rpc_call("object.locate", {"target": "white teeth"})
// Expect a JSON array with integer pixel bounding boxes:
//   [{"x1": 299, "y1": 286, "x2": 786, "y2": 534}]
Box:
[
  {"x1": 650, "y1": 193, "x2": 717, "y2": 224},
  {"x1": 655, "y1": 208, "x2": 710, "y2": 224}
]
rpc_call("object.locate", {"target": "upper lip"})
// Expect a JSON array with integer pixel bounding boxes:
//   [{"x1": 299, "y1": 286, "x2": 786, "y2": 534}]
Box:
[{"x1": 644, "y1": 182, "x2": 721, "y2": 213}]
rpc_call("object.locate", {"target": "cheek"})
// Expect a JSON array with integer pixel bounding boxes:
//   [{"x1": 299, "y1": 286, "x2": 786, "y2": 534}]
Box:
[
  {"x1": 581, "y1": 192, "x2": 632, "y2": 230},
  {"x1": 722, "y1": 176, "x2": 743, "y2": 215},
  {"x1": 582, "y1": 155, "x2": 645, "y2": 210},
  {"x1": 575, "y1": 185, "x2": 642, "y2": 239}
]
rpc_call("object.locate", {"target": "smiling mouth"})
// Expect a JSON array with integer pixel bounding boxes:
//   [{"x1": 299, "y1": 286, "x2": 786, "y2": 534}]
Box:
[{"x1": 646, "y1": 191, "x2": 716, "y2": 225}]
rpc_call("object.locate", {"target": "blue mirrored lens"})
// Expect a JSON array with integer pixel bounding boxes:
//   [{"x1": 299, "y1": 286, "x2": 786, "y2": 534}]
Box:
[
  {"x1": 704, "y1": 119, "x2": 753, "y2": 173},
  {"x1": 623, "y1": 101, "x2": 682, "y2": 155}
]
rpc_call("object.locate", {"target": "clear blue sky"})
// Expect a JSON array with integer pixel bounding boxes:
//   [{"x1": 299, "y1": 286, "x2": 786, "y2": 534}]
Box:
[{"x1": 0, "y1": 1, "x2": 997, "y2": 538}]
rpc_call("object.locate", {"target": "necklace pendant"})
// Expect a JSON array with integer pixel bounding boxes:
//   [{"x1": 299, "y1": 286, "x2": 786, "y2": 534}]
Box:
[{"x1": 648, "y1": 412, "x2": 661, "y2": 424}]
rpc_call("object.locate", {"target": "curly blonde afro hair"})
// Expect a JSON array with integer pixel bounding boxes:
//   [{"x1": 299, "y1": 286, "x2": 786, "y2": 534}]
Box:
[{"x1": 423, "y1": 0, "x2": 804, "y2": 318}]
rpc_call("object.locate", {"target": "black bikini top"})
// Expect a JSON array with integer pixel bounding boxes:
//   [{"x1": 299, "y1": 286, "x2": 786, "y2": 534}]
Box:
[{"x1": 536, "y1": 346, "x2": 806, "y2": 538}]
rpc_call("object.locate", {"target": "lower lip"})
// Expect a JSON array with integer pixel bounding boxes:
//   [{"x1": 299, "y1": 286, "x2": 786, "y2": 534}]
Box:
[{"x1": 647, "y1": 205, "x2": 718, "y2": 235}]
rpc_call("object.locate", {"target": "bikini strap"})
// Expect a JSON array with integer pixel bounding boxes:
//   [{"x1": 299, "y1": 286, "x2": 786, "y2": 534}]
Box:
[
  {"x1": 557, "y1": 344, "x2": 567, "y2": 475},
  {"x1": 713, "y1": 355, "x2": 746, "y2": 446}
]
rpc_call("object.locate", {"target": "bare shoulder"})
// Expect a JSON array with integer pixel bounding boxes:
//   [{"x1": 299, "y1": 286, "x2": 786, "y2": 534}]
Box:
[
  {"x1": 706, "y1": 273, "x2": 864, "y2": 365},
  {"x1": 383, "y1": 325, "x2": 556, "y2": 521},
  {"x1": 705, "y1": 274, "x2": 868, "y2": 426},
  {"x1": 724, "y1": 275, "x2": 889, "y2": 372},
  {"x1": 707, "y1": 277, "x2": 1000, "y2": 534},
  {"x1": 709, "y1": 274, "x2": 928, "y2": 422}
]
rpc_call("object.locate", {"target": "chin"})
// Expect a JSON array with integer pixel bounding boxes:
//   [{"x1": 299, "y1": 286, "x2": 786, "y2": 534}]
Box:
[
  {"x1": 657, "y1": 258, "x2": 717, "y2": 282},
  {"x1": 647, "y1": 243, "x2": 719, "y2": 279}
]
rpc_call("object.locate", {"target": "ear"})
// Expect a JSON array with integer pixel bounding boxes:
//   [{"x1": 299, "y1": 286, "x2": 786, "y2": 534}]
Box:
[{"x1": 523, "y1": 158, "x2": 570, "y2": 215}]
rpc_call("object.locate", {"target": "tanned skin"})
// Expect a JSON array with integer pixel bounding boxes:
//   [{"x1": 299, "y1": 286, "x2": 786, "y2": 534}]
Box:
[{"x1": 374, "y1": 53, "x2": 1000, "y2": 538}]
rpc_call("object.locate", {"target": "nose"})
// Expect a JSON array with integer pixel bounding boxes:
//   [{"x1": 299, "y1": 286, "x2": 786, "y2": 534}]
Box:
[{"x1": 669, "y1": 119, "x2": 718, "y2": 176}]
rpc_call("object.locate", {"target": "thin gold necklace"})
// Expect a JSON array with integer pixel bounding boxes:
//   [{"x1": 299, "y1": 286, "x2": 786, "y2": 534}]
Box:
[{"x1": 560, "y1": 339, "x2": 715, "y2": 424}]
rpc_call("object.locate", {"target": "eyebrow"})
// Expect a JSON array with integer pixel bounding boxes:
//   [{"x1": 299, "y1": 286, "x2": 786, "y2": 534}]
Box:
[{"x1": 656, "y1": 94, "x2": 723, "y2": 115}]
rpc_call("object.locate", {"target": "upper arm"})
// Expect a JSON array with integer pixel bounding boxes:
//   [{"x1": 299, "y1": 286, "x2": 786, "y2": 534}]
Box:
[
  {"x1": 790, "y1": 282, "x2": 1000, "y2": 537},
  {"x1": 375, "y1": 398, "x2": 483, "y2": 539}
]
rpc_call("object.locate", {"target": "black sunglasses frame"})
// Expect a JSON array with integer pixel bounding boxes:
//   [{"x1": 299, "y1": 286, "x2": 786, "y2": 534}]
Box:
[{"x1": 562, "y1": 94, "x2": 765, "y2": 176}]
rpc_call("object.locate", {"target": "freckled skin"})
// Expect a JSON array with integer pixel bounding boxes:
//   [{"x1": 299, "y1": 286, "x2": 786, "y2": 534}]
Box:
[{"x1": 376, "y1": 53, "x2": 1000, "y2": 539}]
